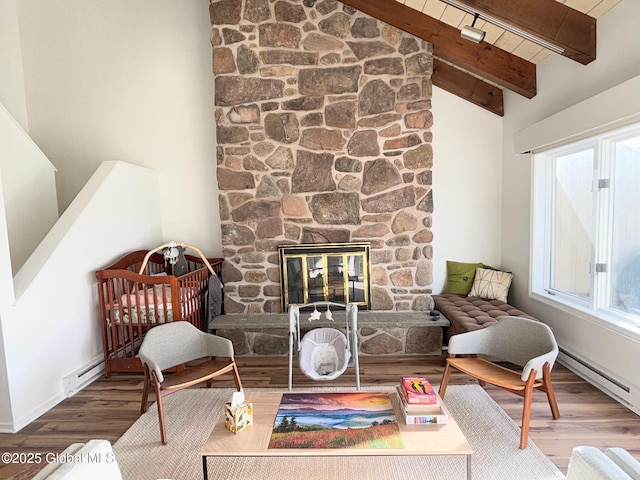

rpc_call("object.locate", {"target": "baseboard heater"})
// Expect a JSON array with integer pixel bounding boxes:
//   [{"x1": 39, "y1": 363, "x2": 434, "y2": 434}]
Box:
[
  {"x1": 63, "y1": 357, "x2": 105, "y2": 396},
  {"x1": 559, "y1": 347, "x2": 630, "y2": 393},
  {"x1": 557, "y1": 346, "x2": 637, "y2": 416}
]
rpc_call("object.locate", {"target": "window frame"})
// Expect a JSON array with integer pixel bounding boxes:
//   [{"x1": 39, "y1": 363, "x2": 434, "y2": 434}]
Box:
[{"x1": 531, "y1": 122, "x2": 640, "y2": 338}]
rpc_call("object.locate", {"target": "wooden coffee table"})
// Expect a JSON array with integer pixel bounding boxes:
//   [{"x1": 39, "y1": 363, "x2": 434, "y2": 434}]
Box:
[{"x1": 201, "y1": 390, "x2": 472, "y2": 480}]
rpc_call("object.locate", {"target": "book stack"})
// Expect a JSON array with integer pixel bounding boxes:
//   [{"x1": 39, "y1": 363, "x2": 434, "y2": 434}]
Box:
[{"x1": 396, "y1": 376, "x2": 448, "y2": 425}]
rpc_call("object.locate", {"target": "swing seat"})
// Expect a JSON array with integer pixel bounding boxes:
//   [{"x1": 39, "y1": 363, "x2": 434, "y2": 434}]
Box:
[{"x1": 299, "y1": 328, "x2": 351, "y2": 381}]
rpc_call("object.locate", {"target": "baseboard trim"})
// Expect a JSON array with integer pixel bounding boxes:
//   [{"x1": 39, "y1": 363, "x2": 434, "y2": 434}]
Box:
[
  {"x1": 10, "y1": 391, "x2": 66, "y2": 433},
  {"x1": 4, "y1": 358, "x2": 105, "y2": 433},
  {"x1": 0, "y1": 421, "x2": 16, "y2": 434}
]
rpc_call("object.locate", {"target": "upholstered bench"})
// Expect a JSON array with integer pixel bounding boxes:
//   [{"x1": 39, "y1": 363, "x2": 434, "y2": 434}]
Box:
[
  {"x1": 433, "y1": 293, "x2": 537, "y2": 338},
  {"x1": 434, "y1": 260, "x2": 537, "y2": 339}
]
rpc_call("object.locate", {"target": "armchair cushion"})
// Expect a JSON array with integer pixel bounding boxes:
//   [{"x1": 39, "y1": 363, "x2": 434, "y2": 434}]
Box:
[
  {"x1": 567, "y1": 446, "x2": 640, "y2": 480},
  {"x1": 32, "y1": 440, "x2": 122, "y2": 480},
  {"x1": 605, "y1": 448, "x2": 640, "y2": 479},
  {"x1": 138, "y1": 321, "x2": 234, "y2": 383},
  {"x1": 447, "y1": 316, "x2": 558, "y2": 380}
]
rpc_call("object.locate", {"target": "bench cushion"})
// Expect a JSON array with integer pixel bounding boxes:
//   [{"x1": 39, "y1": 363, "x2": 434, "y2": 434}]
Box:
[{"x1": 433, "y1": 293, "x2": 537, "y2": 338}]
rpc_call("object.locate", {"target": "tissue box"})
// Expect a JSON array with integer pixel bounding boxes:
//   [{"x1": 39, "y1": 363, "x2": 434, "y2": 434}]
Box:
[{"x1": 224, "y1": 401, "x2": 253, "y2": 433}]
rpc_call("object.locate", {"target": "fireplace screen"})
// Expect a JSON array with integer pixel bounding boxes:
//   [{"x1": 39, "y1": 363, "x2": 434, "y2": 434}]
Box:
[{"x1": 278, "y1": 242, "x2": 371, "y2": 310}]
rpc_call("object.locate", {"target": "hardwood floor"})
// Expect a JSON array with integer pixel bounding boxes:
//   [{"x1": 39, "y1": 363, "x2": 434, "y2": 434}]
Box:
[{"x1": 1, "y1": 355, "x2": 639, "y2": 479}]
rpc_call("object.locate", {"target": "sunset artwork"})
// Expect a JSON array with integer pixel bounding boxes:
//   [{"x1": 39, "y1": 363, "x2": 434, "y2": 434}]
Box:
[{"x1": 268, "y1": 392, "x2": 404, "y2": 449}]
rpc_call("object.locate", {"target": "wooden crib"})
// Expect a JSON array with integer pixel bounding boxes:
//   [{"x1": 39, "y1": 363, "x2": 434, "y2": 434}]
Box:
[{"x1": 96, "y1": 249, "x2": 223, "y2": 377}]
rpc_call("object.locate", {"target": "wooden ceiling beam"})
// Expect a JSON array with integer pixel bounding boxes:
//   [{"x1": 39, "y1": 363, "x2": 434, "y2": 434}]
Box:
[
  {"x1": 339, "y1": 0, "x2": 536, "y2": 99},
  {"x1": 432, "y1": 59, "x2": 504, "y2": 116},
  {"x1": 451, "y1": 0, "x2": 596, "y2": 65}
]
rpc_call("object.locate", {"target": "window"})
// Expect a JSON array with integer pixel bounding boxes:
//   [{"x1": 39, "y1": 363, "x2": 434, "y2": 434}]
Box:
[{"x1": 532, "y1": 122, "x2": 640, "y2": 329}]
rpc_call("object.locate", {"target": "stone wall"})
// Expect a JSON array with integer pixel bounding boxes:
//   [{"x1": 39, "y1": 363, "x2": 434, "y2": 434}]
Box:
[{"x1": 210, "y1": 0, "x2": 434, "y2": 315}]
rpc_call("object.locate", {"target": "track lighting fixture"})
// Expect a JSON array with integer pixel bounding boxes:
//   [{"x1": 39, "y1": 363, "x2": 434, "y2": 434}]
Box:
[
  {"x1": 461, "y1": 13, "x2": 486, "y2": 44},
  {"x1": 442, "y1": 0, "x2": 565, "y2": 54}
]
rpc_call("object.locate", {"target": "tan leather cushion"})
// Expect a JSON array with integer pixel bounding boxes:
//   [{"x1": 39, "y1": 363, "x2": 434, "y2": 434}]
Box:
[{"x1": 433, "y1": 293, "x2": 537, "y2": 338}]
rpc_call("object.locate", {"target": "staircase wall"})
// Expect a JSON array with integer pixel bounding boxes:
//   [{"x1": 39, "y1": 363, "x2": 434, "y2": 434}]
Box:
[{"x1": 0, "y1": 103, "x2": 58, "y2": 274}]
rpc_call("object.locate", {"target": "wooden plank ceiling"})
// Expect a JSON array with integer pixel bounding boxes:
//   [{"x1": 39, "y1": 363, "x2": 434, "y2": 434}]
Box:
[{"x1": 339, "y1": 0, "x2": 621, "y2": 116}]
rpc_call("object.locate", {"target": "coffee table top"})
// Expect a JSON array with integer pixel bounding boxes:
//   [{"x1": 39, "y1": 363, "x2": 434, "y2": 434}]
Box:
[{"x1": 201, "y1": 390, "x2": 472, "y2": 457}]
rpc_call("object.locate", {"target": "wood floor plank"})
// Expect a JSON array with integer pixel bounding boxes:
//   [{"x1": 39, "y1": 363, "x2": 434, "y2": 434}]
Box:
[{"x1": 1, "y1": 355, "x2": 639, "y2": 479}]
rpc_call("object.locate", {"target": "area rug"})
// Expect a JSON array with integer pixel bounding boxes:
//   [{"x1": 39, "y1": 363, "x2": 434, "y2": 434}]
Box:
[{"x1": 113, "y1": 385, "x2": 564, "y2": 480}]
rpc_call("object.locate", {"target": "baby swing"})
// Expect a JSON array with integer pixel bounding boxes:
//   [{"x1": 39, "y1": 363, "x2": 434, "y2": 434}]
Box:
[{"x1": 288, "y1": 302, "x2": 361, "y2": 391}]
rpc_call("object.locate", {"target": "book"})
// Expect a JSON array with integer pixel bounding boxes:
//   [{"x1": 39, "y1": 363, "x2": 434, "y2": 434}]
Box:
[
  {"x1": 395, "y1": 387, "x2": 440, "y2": 414},
  {"x1": 402, "y1": 406, "x2": 448, "y2": 425},
  {"x1": 393, "y1": 388, "x2": 448, "y2": 425},
  {"x1": 400, "y1": 376, "x2": 438, "y2": 405}
]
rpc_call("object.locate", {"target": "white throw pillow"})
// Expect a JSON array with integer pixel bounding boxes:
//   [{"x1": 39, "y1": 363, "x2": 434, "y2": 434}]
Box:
[{"x1": 468, "y1": 267, "x2": 513, "y2": 302}]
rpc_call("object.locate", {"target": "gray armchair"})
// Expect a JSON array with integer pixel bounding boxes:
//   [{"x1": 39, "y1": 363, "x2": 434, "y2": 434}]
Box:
[
  {"x1": 567, "y1": 446, "x2": 640, "y2": 480},
  {"x1": 439, "y1": 316, "x2": 560, "y2": 448},
  {"x1": 139, "y1": 321, "x2": 242, "y2": 444}
]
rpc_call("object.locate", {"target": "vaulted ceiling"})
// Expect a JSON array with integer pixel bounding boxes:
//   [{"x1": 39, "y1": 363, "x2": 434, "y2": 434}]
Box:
[{"x1": 339, "y1": 0, "x2": 621, "y2": 116}]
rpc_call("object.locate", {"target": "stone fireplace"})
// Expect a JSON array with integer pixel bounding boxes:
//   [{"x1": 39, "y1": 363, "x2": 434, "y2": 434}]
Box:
[{"x1": 210, "y1": 0, "x2": 434, "y2": 316}]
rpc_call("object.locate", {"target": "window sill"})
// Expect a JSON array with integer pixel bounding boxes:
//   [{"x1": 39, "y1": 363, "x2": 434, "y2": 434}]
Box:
[{"x1": 530, "y1": 290, "x2": 640, "y2": 342}]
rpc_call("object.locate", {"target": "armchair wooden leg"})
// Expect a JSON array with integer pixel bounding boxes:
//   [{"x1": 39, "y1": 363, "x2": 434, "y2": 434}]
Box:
[
  {"x1": 542, "y1": 363, "x2": 560, "y2": 420},
  {"x1": 520, "y1": 394, "x2": 532, "y2": 449},
  {"x1": 232, "y1": 361, "x2": 243, "y2": 391},
  {"x1": 155, "y1": 388, "x2": 167, "y2": 445},
  {"x1": 147, "y1": 372, "x2": 168, "y2": 445},
  {"x1": 520, "y1": 370, "x2": 537, "y2": 449},
  {"x1": 140, "y1": 375, "x2": 151, "y2": 414},
  {"x1": 439, "y1": 361, "x2": 453, "y2": 397}
]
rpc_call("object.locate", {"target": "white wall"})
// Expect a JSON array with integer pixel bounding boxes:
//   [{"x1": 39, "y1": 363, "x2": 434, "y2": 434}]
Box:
[
  {"x1": 431, "y1": 88, "x2": 503, "y2": 294},
  {"x1": 0, "y1": 0, "x2": 28, "y2": 130},
  {"x1": 16, "y1": 0, "x2": 221, "y2": 255},
  {"x1": 1, "y1": 161, "x2": 162, "y2": 431},
  {"x1": 501, "y1": 0, "x2": 640, "y2": 410},
  {"x1": 0, "y1": 103, "x2": 58, "y2": 274}
]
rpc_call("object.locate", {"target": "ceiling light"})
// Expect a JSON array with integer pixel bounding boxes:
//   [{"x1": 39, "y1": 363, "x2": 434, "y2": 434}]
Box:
[
  {"x1": 461, "y1": 13, "x2": 485, "y2": 44},
  {"x1": 442, "y1": 0, "x2": 565, "y2": 55}
]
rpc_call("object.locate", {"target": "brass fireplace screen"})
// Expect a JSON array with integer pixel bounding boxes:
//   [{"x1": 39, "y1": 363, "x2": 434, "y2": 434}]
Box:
[{"x1": 278, "y1": 242, "x2": 371, "y2": 310}]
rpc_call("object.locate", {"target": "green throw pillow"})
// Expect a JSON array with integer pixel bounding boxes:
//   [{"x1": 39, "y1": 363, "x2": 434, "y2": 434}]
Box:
[{"x1": 444, "y1": 261, "x2": 486, "y2": 295}]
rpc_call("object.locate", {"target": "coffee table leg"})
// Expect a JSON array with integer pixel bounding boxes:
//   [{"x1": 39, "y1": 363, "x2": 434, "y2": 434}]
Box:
[
  {"x1": 467, "y1": 454, "x2": 471, "y2": 480},
  {"x1": 202, "y1": 455, "x2": 208, "y2": 480}
]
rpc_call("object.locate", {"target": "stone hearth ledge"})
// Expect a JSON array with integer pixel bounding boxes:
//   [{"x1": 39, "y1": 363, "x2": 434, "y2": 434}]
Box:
[{"x1": 209, "y1": 312, "x2": 450, "y2": 356}]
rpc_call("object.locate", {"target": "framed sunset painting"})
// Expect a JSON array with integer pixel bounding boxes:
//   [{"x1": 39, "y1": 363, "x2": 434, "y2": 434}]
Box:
[{"x1": 268, "y1": 392, "x2": 404, "y2": 449}]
